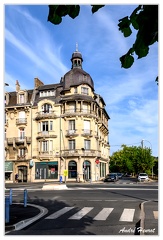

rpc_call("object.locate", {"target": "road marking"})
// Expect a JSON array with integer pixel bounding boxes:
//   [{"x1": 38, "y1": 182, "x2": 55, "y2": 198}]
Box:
[
  {"x1": 119, "y1": 208, "x2": 135, "y2": 222},
  {"x1": 93, "y1": 208, "x2": 114, "y2": 220},
  {"x1": 69, "y1": 207, "x2": 93, "y2": 220},
  {"x1": 153, "y1": 211, "x2": 158, "y2": 219},
  {"x1": 45, "y1": 207, "x2": 74, "y2": 219}
]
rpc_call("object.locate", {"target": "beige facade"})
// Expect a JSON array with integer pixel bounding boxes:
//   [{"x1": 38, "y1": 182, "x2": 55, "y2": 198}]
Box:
[{"x1": 5, "y1": 49, "x2": 110, "y2": 183}]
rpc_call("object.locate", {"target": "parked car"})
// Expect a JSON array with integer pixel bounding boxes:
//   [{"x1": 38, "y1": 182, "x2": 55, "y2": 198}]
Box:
[
  {"x1": 110, "y1": 173, "x2": 119, "y2": 180},
  {"x1": 116, "y1": 173, "x2": 123, "y2": 179},
  {"x1": 137, "y1": 173, "x2": 149, "y2": 182},
  {"x1": 103, "y1": 173, "x2": 118, "y2": 182}
]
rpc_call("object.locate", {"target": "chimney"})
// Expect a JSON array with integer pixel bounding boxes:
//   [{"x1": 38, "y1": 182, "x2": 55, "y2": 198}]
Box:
[
  {"x1": 34, "y1": 77, "x2": 44, "y2": 88},
  {"x1": 16, "y1": 80, "x2": 20, "y2": 92}
]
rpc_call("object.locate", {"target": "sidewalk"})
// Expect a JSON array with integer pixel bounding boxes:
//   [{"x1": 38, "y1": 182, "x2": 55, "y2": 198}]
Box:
[{"x1": 5, "y1": 203, "x2": 41, "y2": 232}]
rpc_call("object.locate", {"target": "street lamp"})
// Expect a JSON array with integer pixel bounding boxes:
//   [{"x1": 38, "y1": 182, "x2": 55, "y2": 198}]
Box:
[
  {"x1": 81, "y1": 148, "x2": 86, "y2": 182},
  {"x1": 141, "y1": 139, "x2": 153, "y2": 177}
]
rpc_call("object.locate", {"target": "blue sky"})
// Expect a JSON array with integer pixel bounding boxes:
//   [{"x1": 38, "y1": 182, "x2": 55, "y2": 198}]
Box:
[{"x1": 3, "y1": 3, "x2": 159, "y2": 157}]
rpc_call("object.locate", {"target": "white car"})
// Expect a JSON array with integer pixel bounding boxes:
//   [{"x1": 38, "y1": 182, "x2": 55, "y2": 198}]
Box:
[{"x1": 138, "y1": 173, "x2": 149, "y2": 182}]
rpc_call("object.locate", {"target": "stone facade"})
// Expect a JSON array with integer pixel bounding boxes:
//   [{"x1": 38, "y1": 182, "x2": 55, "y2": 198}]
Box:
[{"x1": 5, "y1": 49, "x2": 110, "y2": 183}]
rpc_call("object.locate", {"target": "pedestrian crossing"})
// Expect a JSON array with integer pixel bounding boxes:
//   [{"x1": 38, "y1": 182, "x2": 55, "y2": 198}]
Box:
[{"x1": 45, "y1": 206, "x2": 154, "y2": 222}]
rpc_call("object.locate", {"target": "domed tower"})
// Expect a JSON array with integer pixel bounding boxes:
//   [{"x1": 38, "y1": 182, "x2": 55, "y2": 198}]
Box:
[
  {"x1": 71, "y1": 43, "x2": 83, "y2": 69},
  {"x1": 61, "y1": 44, "x2": 94, "y2": 91}
]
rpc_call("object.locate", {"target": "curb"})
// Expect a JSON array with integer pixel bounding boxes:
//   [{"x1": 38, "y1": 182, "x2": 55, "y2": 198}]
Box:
[{"x1": 5, "y1": 203, "x2": 48, "y2": 233}]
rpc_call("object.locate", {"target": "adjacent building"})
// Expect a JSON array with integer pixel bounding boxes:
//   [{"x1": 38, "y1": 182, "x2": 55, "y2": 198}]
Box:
[{"x1": 5, "y1": 48, "x2": 110, "y2": 183}]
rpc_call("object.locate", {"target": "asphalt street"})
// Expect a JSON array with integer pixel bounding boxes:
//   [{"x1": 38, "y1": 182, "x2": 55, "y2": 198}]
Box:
[{"x1": 5, "y1": 179, "x2": 158, "y2": 235}]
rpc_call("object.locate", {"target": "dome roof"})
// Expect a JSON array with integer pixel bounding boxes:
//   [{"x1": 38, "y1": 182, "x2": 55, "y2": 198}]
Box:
[
  {"x1": 62, "y1": 68, "x2": 94, "y2": 90},
  {"x1": 61, "y1": 47, "x2": 94, "y2": 91},
  {"x1": 71, "y1": 51, "x2": 83, "y2": 61}
]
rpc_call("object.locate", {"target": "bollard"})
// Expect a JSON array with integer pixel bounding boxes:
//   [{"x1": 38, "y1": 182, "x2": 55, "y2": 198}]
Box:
[
  {"x1": 9, "y1": 189, "x2": 12, "y2": 205},
  {"x1": 59, "y1": 176, "x2": 62, "y2": 184},
  {"x1": 24, "y1": 189, "x2": 27, "y2": 207},
  {"x1": 5, "y1": 197, "x2": 10, "y2": 223}
]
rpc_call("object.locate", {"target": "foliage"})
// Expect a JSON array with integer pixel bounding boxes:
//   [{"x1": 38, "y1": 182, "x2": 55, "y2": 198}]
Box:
[
  {"x1": 118, "y1": 5, "x2": 158, "y2": 69},
  {"x1": 47, "y1": 4, "x2": 158, "y2": 72},
  {"x1": 109, "y1": 145, "x2": 154, "y2": 175}
]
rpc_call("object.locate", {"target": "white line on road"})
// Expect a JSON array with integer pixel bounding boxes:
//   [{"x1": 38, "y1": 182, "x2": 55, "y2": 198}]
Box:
[
  {"x1": 119, "y1": 208, "x2": 135, "y2": 222},
  {"x1": 45, "y1": 207, "x2": 74, "y2": 219},
  {"x1": 93, "y1": 208, "x2": 114, "y2": 220},
  {"x1": 69, "y1": 207, "x2": 93, "y2": 220}
]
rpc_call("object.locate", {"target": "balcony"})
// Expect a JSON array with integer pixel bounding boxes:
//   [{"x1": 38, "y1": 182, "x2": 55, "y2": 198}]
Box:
[
  {"x1": 62, "y1": 108, "x2": 96, "y2": 118},
  {"x1": 16, "y1": 118, "x2": 27, "y2": 125},
  {"x1": 65, "y1": 129, "x2": 78, "y2": 138},
  {"x1": 36, "y1": 131, "x2": 57, "y2": 139},
  {"x1": 17, "y1": 155, "x2": 26, "y2": 160},
  {"x1": 38, "y1": 151, "x2": 54, "y2": 160},
  {"x1": 81, "y1": 129, "x2": 92, "y2": 138},
  {"x1": 35, "y1": 111, "x2": 57, "y2": 120},
  {"x1": 7, "y1": 138, "x2": 14, "y2": 145},
  {"x1": 61, "y1": 149, "x2": 101, "y2": 158}
]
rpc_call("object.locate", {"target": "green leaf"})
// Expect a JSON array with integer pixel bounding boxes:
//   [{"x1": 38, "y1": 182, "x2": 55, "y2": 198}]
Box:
[
  {"x1": 91, "y1": 5, "x2": 105, "y2": 14},
  {"x1": 68, "y1": 5, "x2": 80, "y2": 19},
  {"x1": 123, "y1": 27, "x2": 132, "y2": 37},
  {"x1": 120, "y1": 53, "x2": 134, "y2": 68}
]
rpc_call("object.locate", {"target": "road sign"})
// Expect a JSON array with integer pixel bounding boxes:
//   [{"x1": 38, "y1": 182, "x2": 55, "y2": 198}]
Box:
[
  {"x1": 95, "y1": 159, "x2": 100, "y2": 164},
  {"x1": 64, "y1": 170, "x2": 68, "y2": 176}
]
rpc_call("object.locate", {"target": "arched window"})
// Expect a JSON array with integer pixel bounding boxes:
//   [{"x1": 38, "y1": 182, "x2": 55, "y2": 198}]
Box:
[
  {"x1": 41, "y1": 103, "x2": 52, "y2": 114},
  {"x1": 68, "y1": 161, "x2": 77, "y2": 178}
]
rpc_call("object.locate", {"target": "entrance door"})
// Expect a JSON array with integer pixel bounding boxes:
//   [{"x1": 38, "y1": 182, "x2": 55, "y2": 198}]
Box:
[
  {"x1": 18, "y1": 165, "x2": 27, "y2": 182},
  {"x1": 83, "y1": 160, "x2": 91, "y2": 180}
]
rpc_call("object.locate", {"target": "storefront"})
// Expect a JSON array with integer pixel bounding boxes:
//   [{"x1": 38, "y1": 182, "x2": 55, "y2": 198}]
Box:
[
  {"x1": 5, "y1": 161, "x2": 13, "y2": 182},
  {"x1": 35, "y1": 161, "x2": 58, "y2": 180}
]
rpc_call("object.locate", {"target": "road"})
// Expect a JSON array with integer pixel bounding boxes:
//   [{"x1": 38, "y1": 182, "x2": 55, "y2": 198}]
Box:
[{"x1": 5, "y1": 178, "x2": 158, "y2": 235}]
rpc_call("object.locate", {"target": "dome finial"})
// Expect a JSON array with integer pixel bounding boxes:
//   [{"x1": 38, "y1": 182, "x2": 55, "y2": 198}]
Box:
[{"x1": 76, "y1": 42, "x2": 78, "y2": 52}]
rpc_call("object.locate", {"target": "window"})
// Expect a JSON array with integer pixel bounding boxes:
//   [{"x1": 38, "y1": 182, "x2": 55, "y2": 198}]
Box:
[
  {"x1": 69, "y1": 102, "x2": 76, "y2": 112},
  {"x1": 74, "y1": 87, "x2": 77, "y2": 93},
  {"x1": 81, "y1": 87, "x2": 88, "y2": 95},
  {"x1": 42, "y1": 121, "x2": 49, "y2": 132},
  {"x1": 84, "y1": 140, "x2": 90, "y2": 150},
  {"x1": 50, "y1": 121, "x2": 53, "y2": 131},
  {"x1": 19, "y1": 94, "x2": 25, "y2": 104},
  {"x1": 42, "y1": 141, "x2": 48, "y2": 152},
  {"x1": 82, "y1": 103, "x2": 88, "y2": 113},
  {"x1": 38, "y1": 121, "x2": 53, "y2": 132},
  {"x1": 40, "y1": 90, "x2": 55, "y2": 97},
  {"x1": 69, "y1": 140, "x2": 75, "y2": 150},
  {"x1": 19, "y1": 128, "x2": 25, "y2": 140},
  {"x1": 41, "y1": 103, "x2": 52, "y2": 113},
  {"x1": 84, "y1": 120, "x2": 90, "y2": 133},
  {"x1": 19, "y1": 148, "x2": 25, "y2": 157},
  {"x1": 69, "y1": 120, "x2": 75, "y2": 132}
]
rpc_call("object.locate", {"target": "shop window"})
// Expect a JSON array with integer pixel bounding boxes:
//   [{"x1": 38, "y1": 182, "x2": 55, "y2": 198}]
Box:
[{"x1": 68, "y1": 161, "x2": 77, "y2": 178}]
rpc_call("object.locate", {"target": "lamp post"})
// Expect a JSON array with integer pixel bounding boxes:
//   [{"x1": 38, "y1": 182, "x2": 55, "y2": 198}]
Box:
[
  {"x1": 81, "y1": 148, "x2": 86, "y2": 182},
  {"x1": 141, "y1": 139, "x2": 153, "y2": 177}
]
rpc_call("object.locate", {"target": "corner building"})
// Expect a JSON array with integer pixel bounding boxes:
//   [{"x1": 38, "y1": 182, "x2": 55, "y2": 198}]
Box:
[{"x1": 5, "y1": 48, "x2": 110, "y2": 183}]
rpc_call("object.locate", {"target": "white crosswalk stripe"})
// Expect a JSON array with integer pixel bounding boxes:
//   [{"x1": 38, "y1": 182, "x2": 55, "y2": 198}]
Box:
[
  {"x1": 69, "y1": 207, "x2": 93, "y2": 220},
  {"x1": 46, "y1": 207, "x2": 74, "y2": 219},
  {"x1": 119, "y1": 208, "x2": 135, "y2": 222},
  {"x1": 45, "y1": 207, "x2": 137, "y2": 222},
  {"x1": 153, "y1": 211, "x2": 158, "y2": 219},
  {"x1": 93, "y1": 208, "x2": 114, "y2": 220}
]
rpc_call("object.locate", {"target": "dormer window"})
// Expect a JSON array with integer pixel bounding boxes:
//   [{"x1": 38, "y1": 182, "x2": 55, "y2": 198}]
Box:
[
  {"x1": 74, "y1": 87, "x2": 78, "y2": 93},
  {"x1": 19, "y1": 94, "x2": 25, "y2": 104},
  {"x1": 81, "y1": 87, "x2": 89, "y2": 95},
  {"x1": 40, "y1": 90, "x2": 55, "y2": 97}
]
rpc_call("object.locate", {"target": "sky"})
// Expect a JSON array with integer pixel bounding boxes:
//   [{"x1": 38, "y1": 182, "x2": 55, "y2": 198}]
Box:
[{"x1": 3, "y1": 2, "x2": 159, "y2": 157}]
